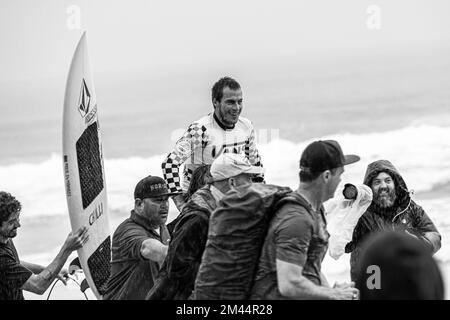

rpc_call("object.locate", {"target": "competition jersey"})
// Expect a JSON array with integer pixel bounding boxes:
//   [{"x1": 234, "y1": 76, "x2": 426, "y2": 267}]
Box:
[{"x1": 162, "y1": 113, "x2": 263, "y2": 193}]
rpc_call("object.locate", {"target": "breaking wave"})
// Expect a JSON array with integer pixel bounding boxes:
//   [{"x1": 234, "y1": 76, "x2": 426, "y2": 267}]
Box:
[{"x1": 1, "y1": 124, "x2": 450, "y2": 220}]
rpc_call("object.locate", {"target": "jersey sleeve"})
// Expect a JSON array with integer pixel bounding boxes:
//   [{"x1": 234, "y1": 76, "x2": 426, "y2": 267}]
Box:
[
  {"x1": 245, "y1": 125, "x2": 263, "y2": 169},
  {"x1": 162, "y1": 122, "x2": 207, "y2": 193}
]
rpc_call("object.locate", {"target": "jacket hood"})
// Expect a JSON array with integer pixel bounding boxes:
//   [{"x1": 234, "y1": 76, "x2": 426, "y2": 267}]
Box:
[{"x1": 363, "y1": 160, "x2": 410, "y2": 213}]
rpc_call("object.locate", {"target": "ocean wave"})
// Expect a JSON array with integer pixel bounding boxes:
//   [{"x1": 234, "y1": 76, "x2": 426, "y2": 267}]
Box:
[{"x1": 1, "y1": 124, "x2": 450, "y2": 220}]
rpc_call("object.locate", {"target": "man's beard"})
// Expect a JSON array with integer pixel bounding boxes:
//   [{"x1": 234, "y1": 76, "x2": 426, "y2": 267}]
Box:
[
  {"x1": 218, "y1": 107, "x2": 240, "y2": 127},
  {"x1": 0, "y1": 228, "x2": 17, "y2": 240},
  {"x1": 373, "y1": 187, "x2": 397, "y2": 208}
]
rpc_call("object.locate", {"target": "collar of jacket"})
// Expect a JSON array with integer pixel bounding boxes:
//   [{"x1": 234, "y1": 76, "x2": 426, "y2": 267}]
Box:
[
  {"x1": 186, "y1": 186, "x2": 217, "y2": 214},
  {"x1": 213, "y1": 112, "x2": 235, "y2": 130}
]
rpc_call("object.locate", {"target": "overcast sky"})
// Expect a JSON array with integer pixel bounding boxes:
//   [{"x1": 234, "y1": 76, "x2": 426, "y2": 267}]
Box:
[{"x1": 1, "y1": 0, "x2": 450, "y2": 85}]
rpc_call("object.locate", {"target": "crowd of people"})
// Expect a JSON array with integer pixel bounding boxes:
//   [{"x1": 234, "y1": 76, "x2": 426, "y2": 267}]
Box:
[{"x1": 0, "y1": 77, "x2": 443, "y2": 300}]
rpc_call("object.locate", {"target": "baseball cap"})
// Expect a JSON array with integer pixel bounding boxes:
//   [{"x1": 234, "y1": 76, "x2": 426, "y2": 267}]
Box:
[
  {"x1": 134, "y1": 176, "x2": 178, "y2": 199},
  {"x1": 300, "y1": 140, "x2": 360, "y2": 174},
  {"x1": 209, "y1": 153, "x2": 265, "y2": 182}
]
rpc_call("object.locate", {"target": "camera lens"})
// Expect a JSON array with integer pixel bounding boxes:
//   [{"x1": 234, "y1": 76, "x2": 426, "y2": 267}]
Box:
[{"x1": 343, "y1": 183, "x2": 358, "y2": 200}]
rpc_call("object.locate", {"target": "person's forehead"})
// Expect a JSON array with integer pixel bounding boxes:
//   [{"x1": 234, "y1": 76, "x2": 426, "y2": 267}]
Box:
[
  {"x1": 221, "y1": 87, "x2": 242, "y2": 100},
  {"x1": 374, "y1": 171, "x2": 393, "y2": 180},
  {"x1": 145, "y1": 195, "x2": 169, "y2": 202}
]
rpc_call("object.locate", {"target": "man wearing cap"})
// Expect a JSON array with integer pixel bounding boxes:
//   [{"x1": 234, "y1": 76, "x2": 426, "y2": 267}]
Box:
[
  {"x1": 250, "y1": 140, "x2": 360, "y2": 300},
  {"x1": 147, "y1": 153, "x2": 264, "y2": 300},
  {"x1": 345, "y1": 159, "x2": 441, "y2": 283},
  {"x1": 161, "y1": 76, "x2": 264, "y2": 211},
  {"x1": 103, "y1": 176, "x2": 177, "y2": 300}
]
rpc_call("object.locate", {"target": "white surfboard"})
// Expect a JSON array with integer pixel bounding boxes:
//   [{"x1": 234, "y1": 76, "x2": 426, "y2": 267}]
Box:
[{"x1": 62, "y1": 32, "x2": 110, "y2": 299}]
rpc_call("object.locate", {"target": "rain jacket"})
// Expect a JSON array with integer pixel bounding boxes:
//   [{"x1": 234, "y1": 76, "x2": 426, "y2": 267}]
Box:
[
  {"x1": 345, "y1": 160, "x2": 441, "y2": 282},
  {"x1": 146, "y1": 186, "x2": 217, "y2": 300}
]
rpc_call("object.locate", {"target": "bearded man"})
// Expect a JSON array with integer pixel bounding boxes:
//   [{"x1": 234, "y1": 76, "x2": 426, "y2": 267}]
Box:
[{"x1": 345, "y1": 160, "x2": 441, "y2": 283}]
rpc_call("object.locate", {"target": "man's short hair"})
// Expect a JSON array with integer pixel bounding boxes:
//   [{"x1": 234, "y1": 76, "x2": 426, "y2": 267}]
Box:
[
  {"x1": 211, "y1": 77, "x2": 241, "y2": 103},
  {"x1": 0, "y1": 191, "x2": 21, "y2": 224},
  {"x1": 299, "y1": 167, "x2": 339, "y2": 183}
]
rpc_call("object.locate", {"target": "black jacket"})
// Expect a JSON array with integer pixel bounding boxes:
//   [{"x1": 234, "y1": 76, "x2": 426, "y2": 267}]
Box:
[
  {"x1": 146, "y1": 186, "x2": 217, "y2": 300},
  {"x1": 345, "y1": 160, "x2": 441, "y2": 282}
]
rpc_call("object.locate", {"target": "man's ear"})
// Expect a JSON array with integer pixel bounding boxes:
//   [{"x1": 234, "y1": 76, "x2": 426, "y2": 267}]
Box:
[
  {"x1": 322, "y1": 170, "x2": 331, "y2": 182},
  {"x1": 134, "y1": 198, "x2": 144, "y2": 210},
  {"x1": 212, "y1": 98, "x2": 219, "y2": 109}
]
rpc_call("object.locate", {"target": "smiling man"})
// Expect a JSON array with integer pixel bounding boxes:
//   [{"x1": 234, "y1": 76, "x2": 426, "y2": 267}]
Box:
[
  {"x1": 345, "y1": 160, "x2": 442, "y2": 283},
  {"x1": 162, "y1": 76, "x2": 264, "y2": 211},
  {"x1": 0, "y1": 191, "x2": 88, "y2": 300},
  {"x1": 103, "y1": 176, "x2": 176, "y2": 300}
]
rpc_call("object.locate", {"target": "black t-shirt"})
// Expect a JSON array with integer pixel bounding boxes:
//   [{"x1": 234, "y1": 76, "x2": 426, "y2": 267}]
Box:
[
  {"x1": 0, "y1": 240, "x2": 33, "y2": 300},
  {"x1": 103, "y1": 211, "x2": 169, "y2": 300}
]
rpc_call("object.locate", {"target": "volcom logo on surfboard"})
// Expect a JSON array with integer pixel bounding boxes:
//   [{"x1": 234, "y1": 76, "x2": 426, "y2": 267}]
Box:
[{"x1": 78, "y1": 79, "x2": 91, "y2": 118}]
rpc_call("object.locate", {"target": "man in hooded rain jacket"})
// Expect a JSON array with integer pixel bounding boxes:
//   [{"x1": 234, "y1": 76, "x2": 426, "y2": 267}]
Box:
[{"x1": 345, "y1": 160, "x2": 441, "y2": 283}]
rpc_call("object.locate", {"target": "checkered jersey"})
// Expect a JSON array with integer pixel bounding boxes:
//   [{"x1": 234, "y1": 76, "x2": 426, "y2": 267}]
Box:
[{"x1": 162, "y1": 113, "x2": 263, "y2": 193}]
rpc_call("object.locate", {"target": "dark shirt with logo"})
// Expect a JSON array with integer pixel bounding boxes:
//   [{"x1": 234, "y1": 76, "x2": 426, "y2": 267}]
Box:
[
  {"x1": 250, "y1": 192, "x2": 329, "y2": 299},
  {"x1": 103, "y1": 211, "x2": 169, "y2": 300},
  {"x1": 0, "y1": 240, "x2": 33, "y2": 300}
]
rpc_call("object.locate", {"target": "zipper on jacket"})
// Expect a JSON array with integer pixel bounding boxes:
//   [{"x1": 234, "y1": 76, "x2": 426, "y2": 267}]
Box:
[{"x1": 391, "y1": 190, "x2": 414, "y2": 223}]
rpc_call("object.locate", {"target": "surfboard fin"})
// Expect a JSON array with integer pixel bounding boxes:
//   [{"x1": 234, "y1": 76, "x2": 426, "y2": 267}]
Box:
[{"x1": 80, "y1": 279, "x2": 90, "y2": 293}]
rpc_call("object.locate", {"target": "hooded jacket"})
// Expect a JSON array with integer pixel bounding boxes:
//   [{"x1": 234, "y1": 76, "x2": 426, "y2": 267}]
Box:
[
  {"x1": 345, "y1": 160, "x2": 441, "y2": 282},
  {"x1": 146, "y1": 185, "x2": 217, "y2": 300}
]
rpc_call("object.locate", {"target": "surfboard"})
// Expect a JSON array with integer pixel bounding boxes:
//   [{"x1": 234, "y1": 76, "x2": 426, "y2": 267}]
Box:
[{"x1": 62, "y1": 32, "x2": 111, "y2": 299}]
